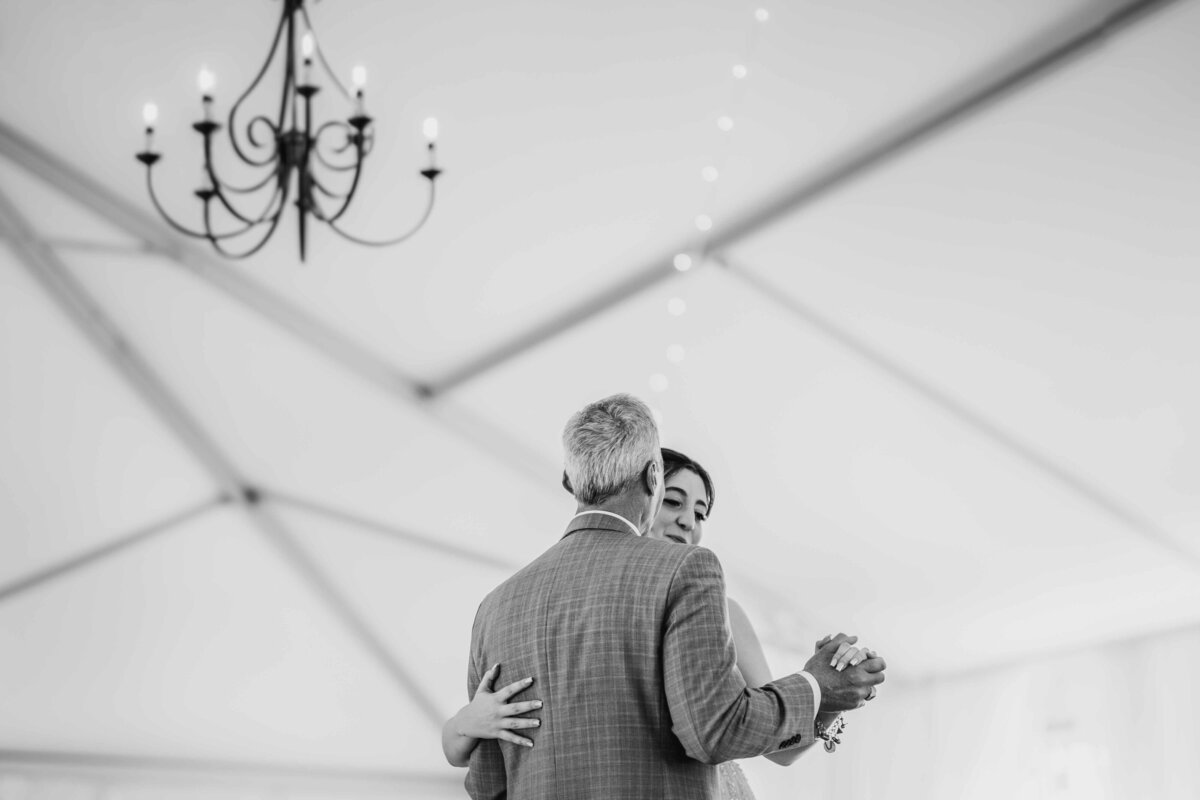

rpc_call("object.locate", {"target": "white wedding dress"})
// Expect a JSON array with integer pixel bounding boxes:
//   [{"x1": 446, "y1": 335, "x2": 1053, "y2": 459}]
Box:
[{"x1": 717, "y1": 760, "x2": 755, "y2": 800}]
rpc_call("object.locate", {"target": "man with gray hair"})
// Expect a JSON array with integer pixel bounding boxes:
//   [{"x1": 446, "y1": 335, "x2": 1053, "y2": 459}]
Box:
[{"x1": 464, "y1": 393, "x2": 882, "y2": 799}]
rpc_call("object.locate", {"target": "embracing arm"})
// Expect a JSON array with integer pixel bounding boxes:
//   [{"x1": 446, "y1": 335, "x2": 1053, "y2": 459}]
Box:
[
  {"x1": 663, "y1": 548, "x2": 818, "y2": 764},
  {"x1": 443, "y1": 713, "x2": 476, "y2": 768},
  {"x1": 726, "y1": 598, "x2": 839, "y2": 766},
  {"x1": 442, "y1": 665, "x2": 541, "y2": 767}
]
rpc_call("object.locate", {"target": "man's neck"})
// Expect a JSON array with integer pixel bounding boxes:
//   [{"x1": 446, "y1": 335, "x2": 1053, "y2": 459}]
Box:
[{"x1": 577, "y1": 493, "x2": 650, "y2": 536}]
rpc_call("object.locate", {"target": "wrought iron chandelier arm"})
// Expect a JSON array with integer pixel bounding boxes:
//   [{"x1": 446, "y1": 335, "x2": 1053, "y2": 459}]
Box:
[
  {"x1": 226, "y1": 7, "x2": 289, "y2": 168},
  {"x1": 204, "y1": 169, "x2": 286, "y2": 227},
  {"x1": 142, "y1": 165, "x2": 265, "y2": 242},
  {"x1": 310, "y1": 174, "x2": 350, "y2": 200},
  {"x1": 306, "y1": 184, "x2": 335, "y2": 223},
  {"x1": 216, "y1": 165, "x2": 279, "y2": 195},
  {"x1": 202, "y1": 135, "x2": 274, "y2": 226},
  {"x1": 326, "y1": 179, "x2": 438, "y2": 247},
  {"x1": 235, "y1": 181, "x2": 289, "y2": 227},
  {"x1": 307, "y1": 175, "x2": 354, "y2": 220},
  {"x1": 317, "y1": 135, "x2": 369, "y2": 223},
  {"x1": 314, "y1": 121, "x2": 372, "y2": 172},
  {"x1": 213, "y1": 117, "x2": 282, "y2": 194},
  {"x1": 207, "y1": 211, "x2": 285, "y2": 260},
  {"x1": 206, "y1": 178, "x2": 292, "y2": 260}
]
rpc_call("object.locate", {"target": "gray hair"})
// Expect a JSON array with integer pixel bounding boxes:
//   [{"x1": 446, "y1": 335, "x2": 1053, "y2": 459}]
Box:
[{"x1": 563, "y1": 393, "x2": 660, "y2": 505}]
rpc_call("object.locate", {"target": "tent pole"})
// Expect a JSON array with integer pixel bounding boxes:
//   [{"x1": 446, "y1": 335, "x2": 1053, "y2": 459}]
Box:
[
  {"x1": 0, "y1": 118, "x2": 559, "y2": 489},
  {"x1": 424, "y1": 0, "x2": 1181, "y2": 396},
  {"x1": 720, "y1": 256, "x2": 1200, "y2": 572},
  {"x1": 266, "y1": 489, "x2": 520, "y2": 571},
  {"x1": 0, "y1": 749, "x2": 459, "y2": 788},
  {"x1": 0, "y1": 186, "x2": 445, "y2": 730},
  {"x1": 0, "y1": 498, "x2": 225, "y2": 605}
]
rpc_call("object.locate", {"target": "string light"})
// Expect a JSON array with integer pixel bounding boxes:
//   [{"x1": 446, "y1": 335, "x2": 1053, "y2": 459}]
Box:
[{"x1": 651, "y1": 3, "x2": 767, "y2": 409}]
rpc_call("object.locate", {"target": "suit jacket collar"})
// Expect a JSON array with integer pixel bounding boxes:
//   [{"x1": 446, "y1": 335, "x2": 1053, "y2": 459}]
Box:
[{"x1": 563, "y1": 510, "x2": 641, "y2": 539}]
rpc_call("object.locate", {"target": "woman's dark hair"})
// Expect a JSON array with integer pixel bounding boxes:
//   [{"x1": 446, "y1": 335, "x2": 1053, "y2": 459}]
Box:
[
  {"x1": 562, "y1": 447, "x2": 715, "y2": 516},
  {"x1": 660, "y1": 447, "x2": 715, "y2": 517}
]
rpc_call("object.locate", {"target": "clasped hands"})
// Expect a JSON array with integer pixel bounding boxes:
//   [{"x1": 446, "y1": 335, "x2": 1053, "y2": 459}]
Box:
[{"x1": 803, "y1": 633, "x2": 886, "y2": 713}]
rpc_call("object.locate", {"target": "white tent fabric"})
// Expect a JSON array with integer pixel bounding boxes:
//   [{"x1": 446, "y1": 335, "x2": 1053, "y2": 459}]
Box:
[{"x1": 2, "y1": 0, "x2": 1199, "y2": 798}]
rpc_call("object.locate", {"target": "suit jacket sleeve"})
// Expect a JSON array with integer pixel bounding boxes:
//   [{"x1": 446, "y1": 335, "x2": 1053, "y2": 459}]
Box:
[
  {"x1": 663, "y1": 547, "x2": 818, "y2": 764},
  {"x1": 464, "y1": 602, "x2": 507, "y2": 800}
]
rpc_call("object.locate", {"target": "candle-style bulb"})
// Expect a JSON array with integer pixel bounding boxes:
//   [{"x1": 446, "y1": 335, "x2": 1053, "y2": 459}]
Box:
[
  {"x1": 141, "y1": 102, "x2": 158, "y2": 153},
  {"x1": 197, "y1": 66, "x2": 216, "y2": 94},
  {"x1": 300, "y1": 34, "x2": 315, "y2": 86},
  {"x1": 423, "y1": 117, "x2": 439, "y2": 141},
  {"x1": 350, "y1": 66, "x2": 368, "y2": 117}
]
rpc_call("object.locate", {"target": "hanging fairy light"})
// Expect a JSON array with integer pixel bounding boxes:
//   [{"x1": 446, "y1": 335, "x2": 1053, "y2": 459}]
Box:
[{"x1": 651, "y1": 4, "x2": 774, "y2": 402}]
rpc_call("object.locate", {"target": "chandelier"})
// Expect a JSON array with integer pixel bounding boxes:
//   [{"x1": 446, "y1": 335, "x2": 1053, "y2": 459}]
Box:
[{"x1": 135, "y1": 0, "x2": 442, "y2": 261}]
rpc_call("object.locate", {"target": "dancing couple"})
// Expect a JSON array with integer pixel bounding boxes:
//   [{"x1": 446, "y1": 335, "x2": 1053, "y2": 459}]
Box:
[{"x1": 442, "y1": 393, "x2": 886, "y2": 799}]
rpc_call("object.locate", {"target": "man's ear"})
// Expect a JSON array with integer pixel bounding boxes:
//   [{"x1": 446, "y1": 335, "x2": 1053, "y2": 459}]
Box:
[
  {"x1": 561, "y1": 471, "x2": 574, "y2": 495},
  {"x1": 644, "y1": 459, "x2": 661, "y2": 497}
]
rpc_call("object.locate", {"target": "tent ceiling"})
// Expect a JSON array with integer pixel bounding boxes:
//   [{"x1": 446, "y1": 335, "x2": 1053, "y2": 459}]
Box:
[{"x1": 2, "y1": 0, "x2": 1198, "y2": 776}]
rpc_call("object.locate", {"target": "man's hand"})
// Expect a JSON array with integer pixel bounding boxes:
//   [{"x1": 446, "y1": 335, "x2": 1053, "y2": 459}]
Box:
[{"x1": 803, "y1": 633, "x2": 886, "y2": 713}]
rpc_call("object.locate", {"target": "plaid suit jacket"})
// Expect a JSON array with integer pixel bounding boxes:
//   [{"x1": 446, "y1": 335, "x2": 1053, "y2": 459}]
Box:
[{"x1": 465, "y1": 512, "x2": 816, "y2": 800}]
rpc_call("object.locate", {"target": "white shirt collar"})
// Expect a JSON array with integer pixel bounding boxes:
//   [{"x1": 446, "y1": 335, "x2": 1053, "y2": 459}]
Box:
[{"x1": 569, "y1": 510, "x2": 641, "y2": 537}]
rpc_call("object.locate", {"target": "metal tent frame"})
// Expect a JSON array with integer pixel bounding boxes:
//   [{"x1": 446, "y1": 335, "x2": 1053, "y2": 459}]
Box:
[{"x1": 0, "y1": 0, "x2": 1187, "y2": 782}]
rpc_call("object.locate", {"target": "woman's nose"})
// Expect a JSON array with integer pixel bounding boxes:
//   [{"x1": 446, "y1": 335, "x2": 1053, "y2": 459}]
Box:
[{"x1": 677, "y1": 515, "x2": 693, "y2": 531}]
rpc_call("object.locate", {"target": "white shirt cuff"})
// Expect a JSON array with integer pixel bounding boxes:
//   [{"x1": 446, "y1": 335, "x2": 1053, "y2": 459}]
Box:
[{"x1": 798, "y1": 670, "x2": 821, "y2": 717}]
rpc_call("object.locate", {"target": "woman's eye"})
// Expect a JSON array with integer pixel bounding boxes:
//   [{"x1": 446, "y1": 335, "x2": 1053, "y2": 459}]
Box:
[
  {"x1": 695, "y1": 514, "x2": 707, "y2": 523},
  {"x1": 663, "y1": 498, "x2": 680, "y2": 507}
]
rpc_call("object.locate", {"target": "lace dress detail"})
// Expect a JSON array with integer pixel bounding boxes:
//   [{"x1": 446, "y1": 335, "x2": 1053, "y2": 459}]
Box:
[{"x1": 717, "y1": 760, "x2": 756, "y2": 800}]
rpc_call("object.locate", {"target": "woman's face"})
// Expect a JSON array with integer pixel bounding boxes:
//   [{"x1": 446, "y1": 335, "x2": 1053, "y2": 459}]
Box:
[{"x1": 648, "y1": 468, "x2": 709, "y2": 545}]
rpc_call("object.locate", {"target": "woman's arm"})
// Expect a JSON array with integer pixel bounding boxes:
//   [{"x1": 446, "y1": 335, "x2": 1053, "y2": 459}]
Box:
[
  {"x1": 441, "y1": 664, "x2": 542, "y2": 767},
  {"x1": 726, "y1": 598, "x2": 843, "y2": 767},
  {"x1": 442, "y1": 711, "x2": 477, "y2": 768}
]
